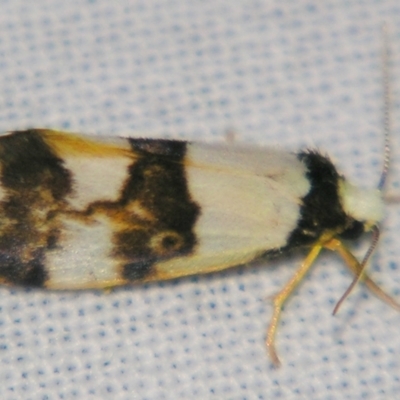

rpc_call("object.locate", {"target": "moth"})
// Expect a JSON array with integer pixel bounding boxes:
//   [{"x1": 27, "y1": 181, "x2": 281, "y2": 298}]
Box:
[
  {"x1": 1, "y1": 25, "x2": 397, "y2": 366},
  {"x1": 0, "y1": 126, "x2": 397, "y2": 366}
]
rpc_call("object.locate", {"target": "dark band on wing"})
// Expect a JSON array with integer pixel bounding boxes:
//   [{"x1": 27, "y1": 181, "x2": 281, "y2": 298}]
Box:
[
  {"x1": 0, "y1": 130, "x2": 72, "y2": 287},
  {"x1": 115, "y1": 139, "x2": 200, "y2": 281}
]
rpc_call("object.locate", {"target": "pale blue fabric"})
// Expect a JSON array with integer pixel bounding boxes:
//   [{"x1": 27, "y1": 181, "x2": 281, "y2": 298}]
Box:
[{"x1": 0, "y1": 1, "x2": 399, "y2": 399}]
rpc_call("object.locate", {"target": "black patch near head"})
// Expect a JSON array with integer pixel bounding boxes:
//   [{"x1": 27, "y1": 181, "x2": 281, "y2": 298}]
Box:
[
  {"x1": 339, "y1": 220, "x2": 365, "y2": 240},
  {"x1": 281, "y1": 151, "x2": 362, "y2": 251},
  {"x1": 115, "y1": 139, "x2": 200, "y2": 281},
  {"x1": 0, "y1": 130, "x2": 73, "y2": 287}
]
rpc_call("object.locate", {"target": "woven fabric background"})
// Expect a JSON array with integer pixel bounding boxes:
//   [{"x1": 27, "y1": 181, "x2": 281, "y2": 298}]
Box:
[{"x1": 0, "y1": 1, "x2": 399, "y2": 399}]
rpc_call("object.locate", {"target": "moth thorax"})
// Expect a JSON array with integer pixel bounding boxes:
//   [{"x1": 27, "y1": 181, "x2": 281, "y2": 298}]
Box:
[{"x1": 338, "y1": 179, "x2": 384, "y2": 229}]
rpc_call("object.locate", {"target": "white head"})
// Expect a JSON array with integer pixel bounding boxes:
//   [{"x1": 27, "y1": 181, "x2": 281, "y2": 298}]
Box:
[{"x1": 339, "y1": 180, "x2": 384, "y2": 231}]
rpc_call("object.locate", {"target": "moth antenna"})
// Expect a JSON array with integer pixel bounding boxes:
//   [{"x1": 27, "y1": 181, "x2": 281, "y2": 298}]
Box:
[
  {"x1": 333, "y1": 225, "x2": 380, "y2": 315},
  {"x1": 334, "y1": 24, "x2": 392, "y2": 314},
  {"x1": 378, "y1": 22, "x2": 391, "y2": 190}
]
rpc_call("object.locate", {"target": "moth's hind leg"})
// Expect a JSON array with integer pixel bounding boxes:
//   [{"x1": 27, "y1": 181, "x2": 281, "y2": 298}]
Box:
[{"x1": 266, "y1": 243, "x2": 323, "y2": 366}]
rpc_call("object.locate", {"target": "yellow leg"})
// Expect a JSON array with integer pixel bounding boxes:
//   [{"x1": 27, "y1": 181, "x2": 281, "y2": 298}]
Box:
[
  {"x1": 266, "y1": 237, "x2": 400, "y2": 367},
  {"x1": 324, "y1": 238, "x2": 400, "y2": 313},
  {"x1": 266, "y1": 243, "x2": 323, "y2": 367}
]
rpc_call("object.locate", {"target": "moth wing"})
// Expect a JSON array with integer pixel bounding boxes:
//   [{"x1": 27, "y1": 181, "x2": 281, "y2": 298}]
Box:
[
  {"x1": 151, "y1": 143, "x2": 311, "y2": 280},
  {"x1": 0, "y1": 130, "x2": 311, "y2": 289}
]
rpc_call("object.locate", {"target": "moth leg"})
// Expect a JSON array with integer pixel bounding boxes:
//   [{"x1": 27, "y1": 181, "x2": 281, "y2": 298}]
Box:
[
  {"x1": 324, "y1": 238, "x2": 400, "y2": 312},
  {"x1": 266, "y1": 243, "x2": 323, "y2": 366}
]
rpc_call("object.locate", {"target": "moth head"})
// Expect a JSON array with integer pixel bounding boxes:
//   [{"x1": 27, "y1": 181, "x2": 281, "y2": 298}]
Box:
[{"x1": 338, "y1": 179, "x2": 384, "y2": 236}]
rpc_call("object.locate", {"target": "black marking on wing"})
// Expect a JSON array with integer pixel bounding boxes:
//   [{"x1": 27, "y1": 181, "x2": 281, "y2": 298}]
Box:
[
  {"x1": 116, "y1": 139, "x2": 200, "y2": 281},
  {"x1": 0, "y1": 130, "x2": 72, "y2": 287}
]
